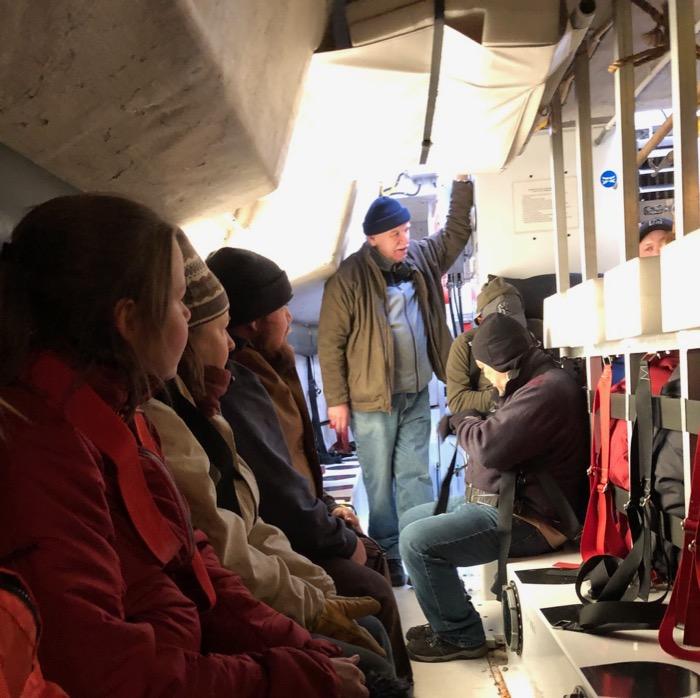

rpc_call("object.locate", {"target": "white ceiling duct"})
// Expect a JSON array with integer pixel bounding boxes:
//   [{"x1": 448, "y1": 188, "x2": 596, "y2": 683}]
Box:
[
  {"x1": 308, "y1": 0, "x2": 594, "y2": 175},
  {"x1": 344, "y1": 0, "x2": 565, "y2": 48}
]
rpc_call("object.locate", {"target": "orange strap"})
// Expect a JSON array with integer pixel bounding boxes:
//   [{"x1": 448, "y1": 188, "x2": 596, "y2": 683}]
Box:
[
  {"x1": 133, "y1": 410, "x2": 161, "y2": 453},
  {"x1": 581, "y1": 364, "x2": 627, "y2": 561}
]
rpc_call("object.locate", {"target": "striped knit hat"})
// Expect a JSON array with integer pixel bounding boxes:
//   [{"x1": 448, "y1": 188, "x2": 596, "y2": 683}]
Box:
[{"x1": 175, "y1": 230, "x2": 229, "y2": 328}]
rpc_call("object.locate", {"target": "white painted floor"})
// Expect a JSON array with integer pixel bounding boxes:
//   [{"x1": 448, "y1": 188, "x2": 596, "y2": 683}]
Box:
[{"x1": 394, "y1": 571, "x2": 508, "y2": 698}]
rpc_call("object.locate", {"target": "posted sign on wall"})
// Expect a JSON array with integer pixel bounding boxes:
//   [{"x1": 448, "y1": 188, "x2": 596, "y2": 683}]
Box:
[{"x1": 512, "y1": 177, "x2": 579, "y2": 234}]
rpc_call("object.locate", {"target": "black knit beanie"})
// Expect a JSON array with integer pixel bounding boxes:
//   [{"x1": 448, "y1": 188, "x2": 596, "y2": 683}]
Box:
[
  {"x1": 206, "y1": 247, "x2": 293, "y2": 326},
  {"x1": 471, "y1": 313, "x2": 533, "y2": 373}
]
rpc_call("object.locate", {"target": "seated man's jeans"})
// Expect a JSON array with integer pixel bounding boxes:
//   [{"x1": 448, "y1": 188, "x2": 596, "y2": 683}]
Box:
[{"x1": 399, "y1": 497, "x2": 551, "y2": 648}]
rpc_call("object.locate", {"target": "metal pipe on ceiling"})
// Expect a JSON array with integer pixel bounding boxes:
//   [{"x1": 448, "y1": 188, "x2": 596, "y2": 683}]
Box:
[
  {"x1": 613, "y1": 0, "x2": 639, "y2": 264},
  {"x1": 595, "y1": 18, "x2": 700, "y2": 146}
]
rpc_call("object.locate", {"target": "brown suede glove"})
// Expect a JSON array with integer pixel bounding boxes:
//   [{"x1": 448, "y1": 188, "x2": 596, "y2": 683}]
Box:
[{"x1": 311, "y1": 595, "x2": 386, "y2": 657}]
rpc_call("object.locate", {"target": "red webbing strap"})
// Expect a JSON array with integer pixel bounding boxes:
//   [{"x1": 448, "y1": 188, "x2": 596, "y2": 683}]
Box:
[
  {"x1": 28, "y1": 355, "x2": 181, "y2": 566},
  {"x1": 659, "y1": 438, "x2": 700, "y2": 660},
  {"x1": 581, "y1": 365, "x2": 621, "y2": 560},
  {"x1": 598, "y1": 365, "x2": 613, "y2": 492},
  {"x1": 553, "y1": 561, "x2": 580, "y2": 570},
  {"x1": 133, "y1": 410, "x2": 160, "y2": 453},
  {"x1": 190, "y1": 546, "x2": 217, "y2": 609},
  {"x1": 595, "y1": 367, "x2": 614, "y2": 555},
  {"x1": 650, "y1": 353, "x2": 680, "y2": 394},
  {"x1": 133, "y1": 411, "x2": 216, "y2": 608}
]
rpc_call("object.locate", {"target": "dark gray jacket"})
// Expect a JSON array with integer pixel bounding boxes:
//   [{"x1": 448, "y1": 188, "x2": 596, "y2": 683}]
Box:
[
  {"x1": 219, "y1": 358, "x2": 358, "y2": 561},
  {"x1": 457, "y1": 347, "x2": 589, "y2": 529},
  {"x1": 653, "y1": 368, "x2": 684, "y2": 519}
]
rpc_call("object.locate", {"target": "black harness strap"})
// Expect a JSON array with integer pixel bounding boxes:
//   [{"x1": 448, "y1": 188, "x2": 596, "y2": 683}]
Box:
[
  {"x1": 331, "y1": 0, "x2": 352, "y2": 49},
  {"x1": 496, "y1": 472, "x2": 518, "y2": 599},
  {"x1": 574, "y1": 359, "x2": 670, "y2": 632},
  {"x1": 537, "y1": 470, "x2": 582, "y2": 541},
  {"x1": 306, "y1": 356, "x2": 340, "y2": 465},
  {"x1": 433, "y1": 445, "x2": 460, "y2": 515},
  {"x1": 578, "y1": 600, "x2": 667, "y2": 633},
  {"x1": 494, "y1": 468, "x2": 582, "y2": 595},
  {"x1": 468, "y1": 343, "x2": 480, "y2": 391}
]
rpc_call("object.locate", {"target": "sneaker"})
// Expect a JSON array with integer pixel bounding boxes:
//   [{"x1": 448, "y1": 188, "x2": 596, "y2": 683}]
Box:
[
  {"x1": 387, "y1": 559, "x2": 407, "y2": 587},
  {"x1": 407, "y1": 635, "x2": 488, "y2": 663},
  {"x1": 406, "y1": 623, "x2": 433, "y2": 641}
]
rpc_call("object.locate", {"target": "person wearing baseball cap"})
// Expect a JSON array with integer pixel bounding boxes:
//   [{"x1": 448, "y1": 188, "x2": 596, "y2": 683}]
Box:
[{"x1": 639, "y1": 218, "x2": 674, "y2": 257}]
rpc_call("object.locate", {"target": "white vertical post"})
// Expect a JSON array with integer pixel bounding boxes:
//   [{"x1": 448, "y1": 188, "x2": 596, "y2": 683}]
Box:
[
  {"x1": 550, "y1": 93, "x2": 570, "y2": 293},
  {"x1": 669, "y1": 0, "x2": 700, "y2": 237},
  {"x1": 669, "y1": 0, "x2": 700, "y2": 514},
  {"x1": 613, "y1": 0, "x2": 638, "y2": 262},
  {"x1": 574, "y1": 48, "x2": 598, "y2": 280}
]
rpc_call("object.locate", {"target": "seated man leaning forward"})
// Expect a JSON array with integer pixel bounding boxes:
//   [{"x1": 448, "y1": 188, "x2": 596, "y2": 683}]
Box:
[
  {"x1": 399, "y1": 313, "x2": 588, "y2": 662},
  {"x1": 446, "y1": 276, "x2": 527, "y2": 416}
]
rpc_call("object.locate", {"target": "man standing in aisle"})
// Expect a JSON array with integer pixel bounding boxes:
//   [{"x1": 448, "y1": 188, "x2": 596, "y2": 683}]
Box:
[{"x1": 318, "y1": 176, "x2": 474, "y2": 586}]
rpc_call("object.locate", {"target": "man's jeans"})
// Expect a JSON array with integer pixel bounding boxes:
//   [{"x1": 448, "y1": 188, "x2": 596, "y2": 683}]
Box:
[
  {"x1": 399, "y1": 497, "x2": 551, "y2": 648},
  {"x1": 352, "y1": 387, "x2": 434, "y2": 560}
]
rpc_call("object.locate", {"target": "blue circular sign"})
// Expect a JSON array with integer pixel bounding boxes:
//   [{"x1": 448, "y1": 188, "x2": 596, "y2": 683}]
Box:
[{"x1": 600, "y1": 170, "x2": 618, "y2": 188}]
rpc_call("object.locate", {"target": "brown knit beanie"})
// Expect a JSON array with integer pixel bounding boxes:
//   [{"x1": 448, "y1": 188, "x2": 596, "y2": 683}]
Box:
[{"x1": 175, "y1": 230, "x2": 229, "y2": 328}]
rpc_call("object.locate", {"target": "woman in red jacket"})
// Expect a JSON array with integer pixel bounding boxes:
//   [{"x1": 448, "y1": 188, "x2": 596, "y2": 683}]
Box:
[{"x1": 0, "y1": 194, "x2": 367, "y2": 698}]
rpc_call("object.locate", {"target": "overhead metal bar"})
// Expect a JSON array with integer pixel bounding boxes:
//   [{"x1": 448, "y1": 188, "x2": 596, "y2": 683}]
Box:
[
  {"x1": 636, "y1": 111, "x2": 674, "y2": 166},
  {"x1": 596, "y1": 18, "x2": 700, "y2": 146},
  {"x1": 669, "y1": 0, "x2": 700, "y2": 237},
  {"x1": 572, "y1": 43, "x2": 600, "y2": 412},
  {"x1": 549, "y1": 92, "x2": 570, "y2": 293},
  {"x1": 574, "y1": 48, "x2": 598, "y2": 280},
  {"x1": 419, "y1": 0, "x2": 445, "y2": 165},
  {"x1": 613, "y1": 0, "x2": 638, "y2": 262}
]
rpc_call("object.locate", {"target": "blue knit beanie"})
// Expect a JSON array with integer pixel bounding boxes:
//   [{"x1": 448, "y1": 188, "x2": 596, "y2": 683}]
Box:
[{"x1": 362, "y1": 196, "x2": 411, "y2": 236}]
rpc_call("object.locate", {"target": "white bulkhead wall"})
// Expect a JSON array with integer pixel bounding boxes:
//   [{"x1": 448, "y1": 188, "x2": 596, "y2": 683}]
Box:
[{"x1": 475, "y1": 124, "x2": 627, "y2": 281}]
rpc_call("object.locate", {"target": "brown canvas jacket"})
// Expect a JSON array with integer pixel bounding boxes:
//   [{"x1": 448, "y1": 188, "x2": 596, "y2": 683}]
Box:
[
  {"x1": 445, "y1": 328, "x2": 496, "y2": 415},
  {"x1": 318, "y1": 180, "x2": 473, "y2": 412}
]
